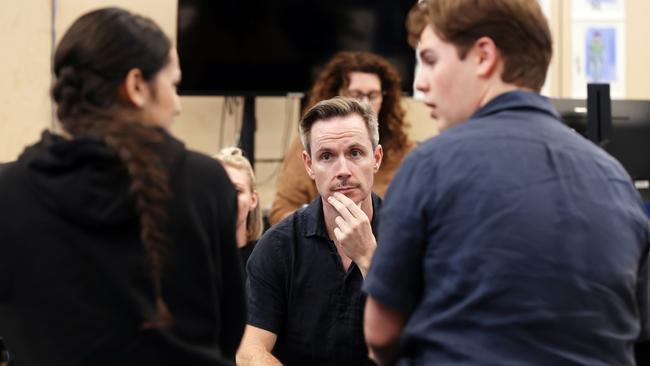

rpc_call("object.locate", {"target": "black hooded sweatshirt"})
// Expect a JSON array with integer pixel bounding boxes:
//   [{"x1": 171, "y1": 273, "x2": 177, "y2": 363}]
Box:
[{"x1": 0, "y1": 131, "x2": 245, "y2": 366}]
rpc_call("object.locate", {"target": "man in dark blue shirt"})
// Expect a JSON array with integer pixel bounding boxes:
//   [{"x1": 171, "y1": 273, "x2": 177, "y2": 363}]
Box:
[
  {"x1": 363, "y1": 1, "x2": 650, "y2": 365},
  {"x1": 237, "y1": 97, "x2": 384, "y2": 365}
]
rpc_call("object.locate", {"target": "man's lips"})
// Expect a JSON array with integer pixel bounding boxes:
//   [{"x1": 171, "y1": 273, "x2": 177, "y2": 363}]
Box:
[
  {"x1": 331, "y1": 186, "x2": 358, "y2": 192},
  {"x1": 425, "y1": 102, "x2": 438, "y2": 119}
]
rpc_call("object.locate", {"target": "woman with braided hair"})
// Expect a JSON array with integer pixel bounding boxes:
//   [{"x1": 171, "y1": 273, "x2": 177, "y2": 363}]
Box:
[{"x1": 0, "y1": 7, "x2": 244, "y2": 365}]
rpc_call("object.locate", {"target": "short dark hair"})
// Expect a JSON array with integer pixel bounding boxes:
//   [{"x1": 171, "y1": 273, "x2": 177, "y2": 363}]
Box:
[
  {"x1": 300, "y1": 97, "x2": 379, "y2": 156},
  {"x1": 407, "y1": 0, "x2": 552, "y2": 91}
]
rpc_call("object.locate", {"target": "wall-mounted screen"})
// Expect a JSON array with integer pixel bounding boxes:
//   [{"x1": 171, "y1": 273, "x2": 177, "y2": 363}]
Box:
[{"x1": 176, "y1": 0, "x2": 417, "y2": 95}]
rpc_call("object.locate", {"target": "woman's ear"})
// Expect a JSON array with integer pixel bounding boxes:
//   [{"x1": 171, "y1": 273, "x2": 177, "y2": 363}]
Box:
[{"x1": 119, "y1": 68, "x2": 150, "y2": 107}]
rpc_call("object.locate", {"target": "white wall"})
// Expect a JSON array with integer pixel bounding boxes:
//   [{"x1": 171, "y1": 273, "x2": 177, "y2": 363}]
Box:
[
  {"x1": 2, "y1": 0, "x2": 649, "y2": 207},
  {"x1": 0, "y1": 0, "x2": 51, "y2": 161}
]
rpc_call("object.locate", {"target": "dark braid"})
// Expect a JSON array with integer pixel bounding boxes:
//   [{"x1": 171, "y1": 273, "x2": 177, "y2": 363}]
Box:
[{"x1": 52, "y1": 7, "x2": 174, "y2": 328}]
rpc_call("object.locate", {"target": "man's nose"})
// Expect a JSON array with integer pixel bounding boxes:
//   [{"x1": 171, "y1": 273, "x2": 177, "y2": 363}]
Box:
[
  {"x1": 175, "y1": 95, "x2": 182, "y2": 115},
  {"x1": 413, "y1": 65, "x2": 428, "y2": 93},
  {"x1": 335, "y1": 156, "x2": 352, "y2": 178}
]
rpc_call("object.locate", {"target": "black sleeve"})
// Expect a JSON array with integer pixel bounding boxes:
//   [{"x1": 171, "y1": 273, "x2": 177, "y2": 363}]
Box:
[
  {"x1": 218, "y1": 181, "x2": 247, "y2": 358},
  {"x1": 246, "y1": 231, "x2": 287, "y2": 334},
  {"x1": 0, "y1": 163, "x2": 15, "y2": 300},
  {"x1": 638, "y1": 229, "x2": 650, "y2": 342}
]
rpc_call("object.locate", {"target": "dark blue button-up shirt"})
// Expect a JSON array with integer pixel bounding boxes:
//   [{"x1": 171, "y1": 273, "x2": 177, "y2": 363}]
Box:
[{"x1": 364, "y1": 91, "x2": 650, "y2": 365}]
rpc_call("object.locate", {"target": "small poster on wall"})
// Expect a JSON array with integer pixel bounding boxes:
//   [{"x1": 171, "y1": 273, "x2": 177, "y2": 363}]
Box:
[
  {"x1": 572, "y1": 0, "x2": 625, "y2": 20},
  {"x1": 585, "y1": 27, "x2": 616, "y2": 82},
  {"x1": 571, "y1": 22, "x2": 625, "y2": 98}
]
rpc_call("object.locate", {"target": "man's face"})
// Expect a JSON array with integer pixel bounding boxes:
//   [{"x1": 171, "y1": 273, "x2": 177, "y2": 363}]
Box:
[
  {"x1": 414, "y1": 25, "x2": 482, "y2": 131},
  {"x1": 303, "y1": 114, "x2": 382, "y2": 205}
]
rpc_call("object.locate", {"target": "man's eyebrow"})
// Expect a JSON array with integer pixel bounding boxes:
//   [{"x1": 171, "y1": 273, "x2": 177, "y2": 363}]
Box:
[
  {"x1": 314, "y1": 146, "x2": 332, "y2": 155},
  {"x1": 348, "y1": 143, "x2": 368, "y2": 150}
]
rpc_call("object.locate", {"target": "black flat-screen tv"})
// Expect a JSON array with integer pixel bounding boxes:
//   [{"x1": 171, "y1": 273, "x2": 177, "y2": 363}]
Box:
[
  {"x1": 551, "y1": 98, "x2": 650, "y2": 185},
  {"x1": 176, "y1": 0, "x2": 418, "y2": 96}
]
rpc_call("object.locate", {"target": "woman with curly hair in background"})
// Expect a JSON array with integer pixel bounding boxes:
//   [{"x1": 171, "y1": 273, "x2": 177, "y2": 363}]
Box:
[{"x1": 268, "y1": 51, "x2": 416, "y2": 225}]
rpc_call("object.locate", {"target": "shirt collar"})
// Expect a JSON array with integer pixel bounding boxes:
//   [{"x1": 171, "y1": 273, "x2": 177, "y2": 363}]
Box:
[
  {"x1": 302, "y1": 193, "x2": 382, "y2": 240},
  {"x1": 469, "y1": 90, "x2": 560, "y2": 121}
]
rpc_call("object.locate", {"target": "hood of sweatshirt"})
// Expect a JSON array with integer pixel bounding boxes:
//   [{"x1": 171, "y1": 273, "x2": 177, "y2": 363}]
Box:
[{"x1": 18, "y1": 130, "x2": 184, "y2": 228}]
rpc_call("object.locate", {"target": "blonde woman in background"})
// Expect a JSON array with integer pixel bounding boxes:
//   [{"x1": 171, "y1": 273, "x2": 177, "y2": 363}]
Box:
[{"x1": 216, "y1": 147, "x2": 263, "y2": 266}]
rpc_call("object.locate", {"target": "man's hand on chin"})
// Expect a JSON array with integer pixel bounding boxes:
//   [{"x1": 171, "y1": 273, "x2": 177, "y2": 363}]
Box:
[{"x1": 327, "y1": 192, "x2": 377, "y2": 277}]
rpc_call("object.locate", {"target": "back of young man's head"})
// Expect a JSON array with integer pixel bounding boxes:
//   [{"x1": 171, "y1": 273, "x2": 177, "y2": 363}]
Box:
[{"x1": 408, "y1": 0, "x2": 552, "y2": 91}]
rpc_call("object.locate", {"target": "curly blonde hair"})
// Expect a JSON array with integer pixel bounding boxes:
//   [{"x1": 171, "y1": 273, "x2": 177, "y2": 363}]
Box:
[{"x1": 215, "y1": 147, "x2": 263, "y2": 242}]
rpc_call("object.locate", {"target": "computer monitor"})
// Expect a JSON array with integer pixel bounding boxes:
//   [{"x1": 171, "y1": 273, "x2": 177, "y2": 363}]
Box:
[
  {"x1": 551, "y1": 97, "x2": 650, "y2": 190},
  {"x1": 586, "y1": 83, "x2": 612, "y2": 149}
]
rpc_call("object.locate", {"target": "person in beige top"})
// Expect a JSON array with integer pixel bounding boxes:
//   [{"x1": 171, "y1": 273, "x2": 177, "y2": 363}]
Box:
[{"x1": 268, "y1": 51, "x2": 416, "y2": 225}]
